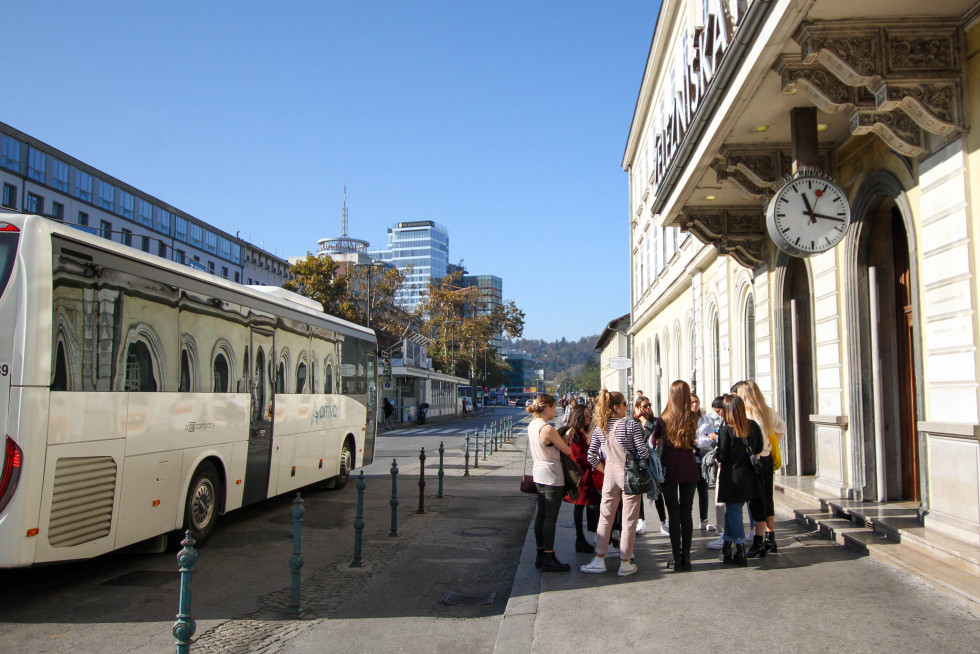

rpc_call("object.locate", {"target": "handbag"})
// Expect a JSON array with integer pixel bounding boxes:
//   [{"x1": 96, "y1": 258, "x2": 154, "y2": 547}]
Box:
[
  {"x1": 520, "y1": 437, "x2": 536, "y2": 494},
  {"x1": 742, "y1": 437, "x2": 764, "y2": 475},
  {"x1": 769, "y1": 432, "x2": 782, "y2": 471},
  {"x1": 623, "y1": 426, "x2": 654, "y2": 495}
]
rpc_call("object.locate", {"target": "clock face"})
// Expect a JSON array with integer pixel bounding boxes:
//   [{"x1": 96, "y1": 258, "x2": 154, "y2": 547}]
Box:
[{"x1": 766, "y1": 175, "x2": 851, "y2": 257}]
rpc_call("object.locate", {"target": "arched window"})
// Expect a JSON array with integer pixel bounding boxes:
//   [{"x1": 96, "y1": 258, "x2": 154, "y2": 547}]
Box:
[
  {"x1": 213, "y1": 352, "x2": 229, "y2": 392},
  {"x1": 276, "y1": 359, "x2": 286, "y2": 394},
  {"x1": 744, "y1": 293, "x2": 756, "y2": 380},
  {"x1": 296, "y1": 361, "x2": 307, "y2": 394},
  {"x1": 51, "y1": 340, "x2": 69, "y2": 391},
  {"x1": 125, "y1": 341, "x2": 157, "y2": 392},
  {"x1": 712, "y1": 311, "x2": 721, "y2": 400},
  {"x1": 253, "y1": 347, "x2": 266, "y2": 420},
  {"x1": 325, "y1": 361, "x2": 333, "y2": 394},
  {"x1": 179, "y1": 349, "x2": 192, "y2": 392}
]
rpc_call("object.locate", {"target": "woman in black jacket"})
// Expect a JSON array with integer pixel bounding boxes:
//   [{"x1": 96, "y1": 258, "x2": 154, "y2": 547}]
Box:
[{"x1": 715, "y1": 394, "x2": 763, "y2": 566}]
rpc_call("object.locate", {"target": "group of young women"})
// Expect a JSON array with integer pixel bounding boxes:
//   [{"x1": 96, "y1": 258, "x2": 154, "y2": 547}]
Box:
[{"x1": 525, "y1": 378, "x2": 784, "y2": 575}]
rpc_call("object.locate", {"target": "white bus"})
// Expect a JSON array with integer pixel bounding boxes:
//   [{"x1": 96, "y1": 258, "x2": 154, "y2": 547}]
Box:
[{"x1": 0, "y1": 214, "x2": 378, "y2": 567}]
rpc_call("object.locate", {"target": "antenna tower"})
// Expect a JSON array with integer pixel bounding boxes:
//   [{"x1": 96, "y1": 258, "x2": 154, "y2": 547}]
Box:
[{"x1": 341, "y1": 185, "x2": 348, "y2": 238}]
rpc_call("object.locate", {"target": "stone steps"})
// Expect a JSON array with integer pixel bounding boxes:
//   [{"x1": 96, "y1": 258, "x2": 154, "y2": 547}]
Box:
[{"x1": 777, "y1": 488, "x2": 980, "y2": 614}]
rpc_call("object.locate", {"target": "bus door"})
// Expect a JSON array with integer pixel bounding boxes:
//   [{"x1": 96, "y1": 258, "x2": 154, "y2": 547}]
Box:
[{"x1": 242, "y1": 329, "x2": 275, "y2": 506}]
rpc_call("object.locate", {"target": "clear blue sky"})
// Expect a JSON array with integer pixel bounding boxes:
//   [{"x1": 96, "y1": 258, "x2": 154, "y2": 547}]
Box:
[{"x1": 4, "y1": 1, "x2": 658, "y2": 341}]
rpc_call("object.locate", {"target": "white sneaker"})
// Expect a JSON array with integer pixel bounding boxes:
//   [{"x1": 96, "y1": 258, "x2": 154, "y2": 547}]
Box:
[
  {"x1": 660, "y1": 524, "x2": 670, "y2": 536},
  {"x1": 700, "y1": 520, "x2": 716, "y2": 532},
  {"x1": 580, "y1": 556, "x2": 608, "y2": 574},
  {"x1": 636, "y1": 519, "x2": 647, "y2": 535},
  {"x1": 618, "y1": 560, "x2": 638, "y2": 577},
  {"x1": 707, "y1": 534, "x2": 725, "y2": 549},
  {"x1": 606, "y1": 543, "x2": 620, "y2": 556}
]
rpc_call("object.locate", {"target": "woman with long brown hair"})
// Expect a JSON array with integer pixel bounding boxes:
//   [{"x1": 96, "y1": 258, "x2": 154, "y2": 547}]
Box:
[
  {"x1": 715, "y1": 393, "x2": 764, "y2": 566},
  {"x1": 733, "y1": 380, "x2": 786, "y2": 557},
  {"x1": 651, "y1": 380, "x2": 700, "y2": 571},
  {"x1": 580, "y1": 389, "x2": 648, "y2": 577},
  {"x1": 562, "y1": 403, "x2": 602, "y2": 553}
]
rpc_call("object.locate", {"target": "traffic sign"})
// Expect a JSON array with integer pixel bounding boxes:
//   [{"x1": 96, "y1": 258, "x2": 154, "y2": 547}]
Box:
[{"x1": 609, "y1": 356, "x2": 632, "y2": 370}]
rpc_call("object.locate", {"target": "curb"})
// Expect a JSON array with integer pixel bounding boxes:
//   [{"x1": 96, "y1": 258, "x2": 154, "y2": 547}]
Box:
[{"x1": 492, "y1": 518, "x2": 540, "y2": 654}]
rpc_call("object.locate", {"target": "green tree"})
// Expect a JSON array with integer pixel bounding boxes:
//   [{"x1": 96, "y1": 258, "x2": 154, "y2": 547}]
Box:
[{"x1": 284, "y1": 254, "x2": 354, "y2": 320}]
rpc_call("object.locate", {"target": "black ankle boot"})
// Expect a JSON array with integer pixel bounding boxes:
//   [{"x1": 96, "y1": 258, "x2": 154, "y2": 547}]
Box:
[
  {"x1": 681, "y1": 554, "x2": 692, "y2": 572},
  {"x1": 535, "y1": 548, "x2": 544, "y2": 569},
  {"x1": 764, "y1": 530, "x2": 777, "y2": 553},
  {"x1": 734, "y1": 543, "x2": 748, "y2": 566},
  {"x1": 575, "y1": 535, "x2": 594, "y2": 553},
  {"x1": 746, "y1": 534, "x2": 767, "y2": 558},
  {"x1": 722, "y1": 541, "x2": 733, "y2": 564},
  {"x1": 541, "y1": 552, "x2": 571, "y2": 572}
]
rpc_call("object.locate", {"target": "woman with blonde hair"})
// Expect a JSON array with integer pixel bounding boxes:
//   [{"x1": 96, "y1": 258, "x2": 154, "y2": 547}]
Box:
[
  {"x1": 580, "y1": 390, "x2": 649, "y2": 577},
  {"x1": 732, "y1": 380, "x2": 786, "y2": 557},
  {"x1": 526, "y1": 394, "x2": 574, "y2": 572},
  {"x1": 716, "y1": 393, "x2": 764, "y2": 566},
  {"x1": 651, "y1": 380, "x2": 700, "y2": 571}
]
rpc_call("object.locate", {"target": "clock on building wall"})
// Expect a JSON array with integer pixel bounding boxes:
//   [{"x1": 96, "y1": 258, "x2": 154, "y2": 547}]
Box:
[{"x1": 765, "y1": 170, "x2": 851, "y2": 257}]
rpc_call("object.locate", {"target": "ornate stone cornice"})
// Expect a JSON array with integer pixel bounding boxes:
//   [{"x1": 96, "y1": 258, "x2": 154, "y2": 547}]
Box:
[
  {"x1": 676, "y1": 208, "x2": 767, "y2": 269},
  {"x1": 711, "y1": 144, "x2": 835, "y2": 199},
  {"x1": 788, "y1": 19, "x2": 963, "y2": 158}
]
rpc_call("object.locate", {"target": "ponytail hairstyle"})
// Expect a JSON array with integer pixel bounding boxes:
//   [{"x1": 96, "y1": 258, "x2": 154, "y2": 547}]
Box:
[
  {"x1": 660, "y1": 380, "x2": 698, "y2": 449},
  {"x1": 525, "y1": 393, "x2": 556, "y2": 417},
  {"x1": 722, "y1": 393, "x2": 751, "y2": 439},
  {"x1": 733, "y1": 379, "x2": 774, "y2": 437},
  {"x1": 592, "y1": 389, "x2": 625, "y2": 434}
]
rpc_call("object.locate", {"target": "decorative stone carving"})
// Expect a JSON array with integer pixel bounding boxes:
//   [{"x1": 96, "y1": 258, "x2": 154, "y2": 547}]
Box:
[
  {"x1": 711, "y1": 160, "x2": 768, "y2": 200},
  {"x1": 868, "y1": 78, "x2": 959, "y2": 135},
  {"x1": 774, "y1": 55, "x2": 870, "y2": 114},
  {"x1": 795, "y1": 23, "x2": 881, "y2": 87},
  {"x1": 849, "y1": 108, "x2": 925, "y2": 157},
  {"x1": 677, "y1": 208, "x2": 767, "y2": 269},
  {"x1": 712, "y1": 144, "x2": 836, "y2": 198}
]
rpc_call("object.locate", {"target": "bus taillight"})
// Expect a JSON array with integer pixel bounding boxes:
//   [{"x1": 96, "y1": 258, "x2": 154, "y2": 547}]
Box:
[
  {"x1": 0, "y1": 436, "x2": 23, "y2": 514},
  {"x1": 0, "y1": 222, "x2": 19, "y2": 232}
]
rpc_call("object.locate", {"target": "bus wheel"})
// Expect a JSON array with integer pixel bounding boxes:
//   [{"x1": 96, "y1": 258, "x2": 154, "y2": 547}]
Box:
[
  {"x1": 182, "y1": 462, "x2": 221, "y2": 545},
  {"x1": 327, "y1": 441, "x2": 354, "y2": 490}
]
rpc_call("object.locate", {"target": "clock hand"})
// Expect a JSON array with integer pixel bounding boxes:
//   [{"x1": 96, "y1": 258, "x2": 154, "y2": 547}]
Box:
[
  {"x1": 801, "y1": 194, "x2": 815, "y2": 224},
  {"x1": 811, "y1": 212, "x2": 846, "y2": 222}
]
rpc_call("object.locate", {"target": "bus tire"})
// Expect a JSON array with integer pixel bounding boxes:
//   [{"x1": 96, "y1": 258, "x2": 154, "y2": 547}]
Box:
[
  {"x1": 327, "y1": 440, "x2": 354, "y2": 491},
  {"x1": 180, "y1": 462, "x2": 222, "y2": 546}
]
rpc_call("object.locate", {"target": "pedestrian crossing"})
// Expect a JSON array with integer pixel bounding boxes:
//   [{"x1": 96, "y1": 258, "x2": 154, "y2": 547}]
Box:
[{"x1": 383, "y1": 426, "x2": 468, "y2": 436}]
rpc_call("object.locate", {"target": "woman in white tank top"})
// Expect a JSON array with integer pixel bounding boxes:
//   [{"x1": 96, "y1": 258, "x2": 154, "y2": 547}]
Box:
[{"x1": 527, "y1": 394, "x2": 573, "y2": 572}]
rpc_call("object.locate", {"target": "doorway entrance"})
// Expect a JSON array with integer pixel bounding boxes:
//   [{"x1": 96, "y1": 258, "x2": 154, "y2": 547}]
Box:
[
  {"x1": 863, "y1": 198, "x2": 919, "y2": 501},
  {"x1": 783, "y1": 257, "x2": 816, "y2": 475}
]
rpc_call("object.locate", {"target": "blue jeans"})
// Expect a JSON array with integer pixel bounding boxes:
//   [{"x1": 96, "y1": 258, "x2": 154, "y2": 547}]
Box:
[{"x1": 724, "y1": 503, "x2": 746, "y2": 544}]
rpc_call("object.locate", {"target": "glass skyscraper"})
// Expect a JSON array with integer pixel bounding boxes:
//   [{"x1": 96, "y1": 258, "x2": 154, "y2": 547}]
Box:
[{"x1": 369, "y1": 220, "x2": 449, "y2": 311}]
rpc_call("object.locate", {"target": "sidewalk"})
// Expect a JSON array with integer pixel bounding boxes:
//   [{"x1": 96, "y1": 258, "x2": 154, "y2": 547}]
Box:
[{"x1": 494, "y1": 490, "x2": 980, "y2": 654}]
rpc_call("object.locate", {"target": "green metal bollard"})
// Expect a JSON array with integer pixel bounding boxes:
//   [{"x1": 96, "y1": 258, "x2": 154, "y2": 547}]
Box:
[
  {"x1": 483, "y1": 427, "x2": 489, "y2": 461},
  {"x1": 173, "y1": 531, "x2": 197, "y2": 654},
  {"x1": 288, "y1": 493, "x2": 305, "y2": 616},
  {"x1": 417, "y1": 447, "x2": 427, "y2": 514},
  {"x1": 437, "y1": 441, "x2": 445, "y2": 498},
  {"x1": 493, "y1": 422, "x2": 499, "y2": 452},
  {"x1": 474, "y1": 429, "x2": 480, "y2": 469},
  {"x1": 389, "y1": 459, "x2": 399, "y2": 537},
  {"x1": 351, "y1": 471, "x2": 366, "y2": 567},
  {"x1": 464, "y1": 434, "x2": 470, "y2": 477}
]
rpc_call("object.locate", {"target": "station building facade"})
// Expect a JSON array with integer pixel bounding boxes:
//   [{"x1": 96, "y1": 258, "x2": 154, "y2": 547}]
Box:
[{"x1": 624, "y1": 0, "x2": 980, "y2": 545}]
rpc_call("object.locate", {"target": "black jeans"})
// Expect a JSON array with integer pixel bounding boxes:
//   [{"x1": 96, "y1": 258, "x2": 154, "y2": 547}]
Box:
[
  {"x1": 661, "y1": 481, "x2": 697, "y2": 560},
  {"x1": 696, "y1": 474, "x2": 710, "y2": 522},
  {"x1": 534, "y1": 483, "x2": 564, "y2": 551},
  {"x1": 748, "y1": 455, "x2": 774, "y2": 522}
]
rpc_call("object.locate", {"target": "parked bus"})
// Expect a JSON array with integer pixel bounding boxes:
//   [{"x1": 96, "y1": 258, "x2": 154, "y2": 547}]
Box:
[{"x1": 0, "y1": 214, "x2": 378, "y2": 567}]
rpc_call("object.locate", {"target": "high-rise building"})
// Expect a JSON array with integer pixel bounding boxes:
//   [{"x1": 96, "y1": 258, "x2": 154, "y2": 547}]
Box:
[
  {"x1": 369, "y1": 220, "x2": 449, "y2": 311},
  {"x1": 462, "y1": 274, "x2": 504, "y2": 350}
]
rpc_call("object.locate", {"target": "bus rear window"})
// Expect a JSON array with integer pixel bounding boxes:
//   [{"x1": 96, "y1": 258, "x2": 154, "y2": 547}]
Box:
[{"x1": 0, "y1": 233, "x2": 17, "y2": 298}]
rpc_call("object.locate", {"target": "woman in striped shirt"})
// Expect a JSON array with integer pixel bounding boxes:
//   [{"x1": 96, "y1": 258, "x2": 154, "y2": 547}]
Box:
[{"x1": 580, "y1": 390, "x2": 649, "y2": 577}]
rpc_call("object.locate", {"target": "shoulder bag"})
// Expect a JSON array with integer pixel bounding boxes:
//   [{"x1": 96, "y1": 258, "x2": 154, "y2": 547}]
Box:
[
  {"x1": 623, "y1": 422, "x2": 655, "y2": 496},
  {"x1": 520, "y1": 434, "x2": 536, "y2": 493},
  {"x1": 769, "y1": 432, "x2": 782, "y2": 471},
  {"x1": 742, "y1": 436, "x2": 764, "y2": 475}
]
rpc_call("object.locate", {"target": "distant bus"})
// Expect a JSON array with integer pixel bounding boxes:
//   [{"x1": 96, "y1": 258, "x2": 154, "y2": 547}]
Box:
[{"x1": 0, "y1": 214, "x2": 377, "y2": 567}]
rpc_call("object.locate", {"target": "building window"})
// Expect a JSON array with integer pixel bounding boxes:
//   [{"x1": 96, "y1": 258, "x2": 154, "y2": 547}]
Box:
[
  {"x1": 100, "y1": 220, "x2": 112, "y2": 240},
  {"x1": 205, "y1": 230, "x2": 218, "y2": 254},
  {"x1": 174, "y1": 216, "x2": 187, "y2": 242},
  {"x1": 27, "y1": 147, "x2": 46, "y2": 183},
  {"x1": 118, "y1": 190, "x2": 134, "y2": 219},
  {"x1": 208, "y1": 261, "x2": 215, "y2": 273},
  {"x1": 141, "y1": 235, "x2": 150, "y2": 252},
  {"x1": 26, "y1": 193, "x2": 43, "y2": 214},
  {"x1": 189, "y1": 223, "x2": 203, "y2": 247},
  {"x1": 52, "y1": 159, "x2": 69, "y2": 191},
  {"x1": 295, "y1": 361, "x2": 307, "y2": 394},
  {"x1": 137, "y1": 199, "x2": 153, "y2": 227},
  {"x1": 179, "y1": 349, "x2": 193, "y2": 392},
  {"x1": 234, "y1": 271, "x2": 240, "y2": 283},
  {"x1": 74, "y1": 170, "x2": 93, "y2": 202},
  {"x1": 213, "y1": 352, "x2": 230, "y2": 393},
  {"x1": 221, "y1": 266, "x2": 228, "y2": 278},
  {"x1": 78, "y1": 211, "x2": 89, "y2": 226},
  {"x1": 97, "y1": 180, "x2": 115, "y2": 211},
  {"x1": 2, "y1": 183, "x2": 16, "y2": 209},
  {"x1": 124, "y1": 341, "x2": 157, "y2": 392},
  {"x1": 174, "y1": 249, "x2": 185, "y2": 264},
  {"x1": 1, "y1": 135, "x2": 21, "y2": 172},
  {"x1": 158, "y1": 241, "x2": 167, "y2": 258},
  {"x1": 120, "y1": 229, "x2": 132, "y2": 246},
  {"x1": 712, "y1": 311, "x2": 721, "y2": 401},
  {"x1": 51, "y1": 201, "x2": 64, "y2": 220},
  {"x1": 744, "y1": 293, "x2": 756, "y2": 380},
  {"x1": 156, "y1": 208, "x2": 172, "y2": 234}
]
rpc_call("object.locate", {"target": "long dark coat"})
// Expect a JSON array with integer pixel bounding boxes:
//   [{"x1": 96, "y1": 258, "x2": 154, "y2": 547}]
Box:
[{"x1": 715, "y1": 422, "x2": 764, "y2": 503}]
